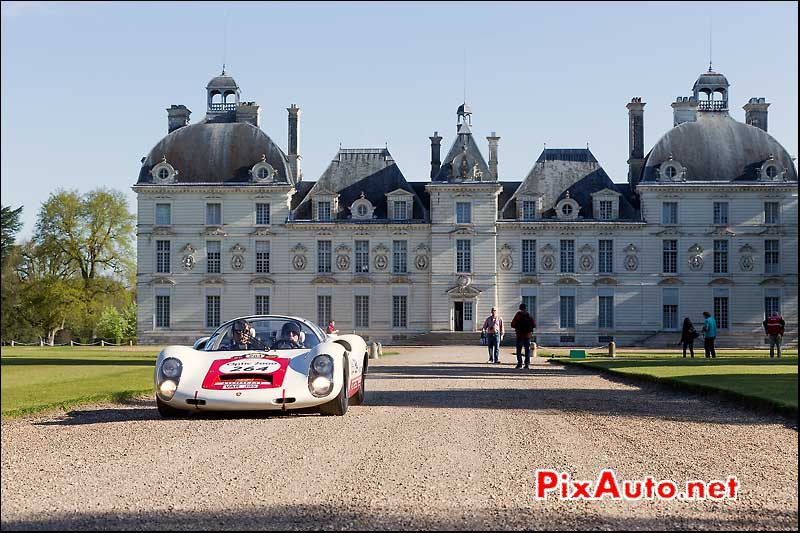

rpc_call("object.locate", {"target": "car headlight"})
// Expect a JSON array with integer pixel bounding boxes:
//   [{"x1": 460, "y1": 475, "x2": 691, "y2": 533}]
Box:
[
  {"x1": 310, "y1": 376, "x2": 333, "y2": 396},
  {"x1": 159, "y1": 380, "x2": 178, "y2": 400},
  {"x1": 161, "y1": 358, "x2": 182, "y2": 379},
  {"x1": 311, "y1": 355, "x2": 333, "y2": 376}
]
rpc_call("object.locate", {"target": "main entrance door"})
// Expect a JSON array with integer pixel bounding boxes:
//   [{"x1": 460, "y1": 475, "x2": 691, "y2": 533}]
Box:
[{"x1": 453, "y1": 301, "x2": 474, "y2": 331}]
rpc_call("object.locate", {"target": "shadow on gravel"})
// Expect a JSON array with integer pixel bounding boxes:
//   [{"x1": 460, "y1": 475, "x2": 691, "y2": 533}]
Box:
[
  {"x1": 367, "y1": 365, "x2": 797, "y2": 427},
  {"x1": 370, "y1": 363, "x2": 584, "y2": 380},
  {"x1": 2, "y1": 505, "x2": 796, "y2": 531},
  {"x1": 33, "y1": 398, "x2": 323, "y2": 426}
]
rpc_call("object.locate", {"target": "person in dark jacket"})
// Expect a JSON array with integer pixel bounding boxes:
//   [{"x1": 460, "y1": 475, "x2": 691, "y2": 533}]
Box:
[
  {"x1": 678, "y1": 317, "x2": 698, "y2": 358},
  {"x1": 510, "y1": 303, "x2": 536, "y2": 369},
  {"x1": 763, "y1": 312, "x2": 786, "y2": 358}
]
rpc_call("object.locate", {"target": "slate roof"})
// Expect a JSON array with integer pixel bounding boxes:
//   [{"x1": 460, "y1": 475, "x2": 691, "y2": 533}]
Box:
[
  {"x1": 291, "y1": 148, "x2": 428, "y2": 221},
  {"x1": 543, "y1": 169, "x2": 640, "y2": 220},
  {"x1": 639, "y1": 112, "x2": 798, "y2": 183},
  {"x1": 497, "y1": 181, "x2": 522, "y2": 219},
  {"x1": 500, "y1": 148, "x2": 639, "y2": 221},
  {"x1": 137, "y1": 121, "x2": 293, "y2": 184},
  {"x1": 433, "y1": 132, "x2": 492, "y2": 182},
  {"x1": 206, "y1": 74, "x2": 239, "y2": 91}
]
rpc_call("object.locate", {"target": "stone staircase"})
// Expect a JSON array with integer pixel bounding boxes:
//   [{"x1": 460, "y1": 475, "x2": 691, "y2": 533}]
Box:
[{"x1": 387, "y1": 331, "x2": 484, "y2": 346}]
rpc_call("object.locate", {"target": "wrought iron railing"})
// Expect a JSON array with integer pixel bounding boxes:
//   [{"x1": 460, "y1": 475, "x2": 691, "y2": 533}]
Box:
[
  {"x1": 209, "y1": 103, "x2": 237, "y2": 112},
  {"x1": 698, "y1": 100, "x2": 727, "y2": 111}
]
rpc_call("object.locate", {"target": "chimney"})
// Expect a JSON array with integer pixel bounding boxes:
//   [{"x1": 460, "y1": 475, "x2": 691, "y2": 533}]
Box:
[
  {"x1": 743, "y1": 97, "x2": 770, "y2": 132},
  {"x1": 167, "y1": 105, "x2": 191, "y2": 133},
  {"x1": 486, "y1": 132, "x2": 500, "y2": 181},
  {"x1": 236, "y1": 102, "x2": 261, "y2": 128},
  {"x1": 626, "y1": 97, "x2": 646, "y2": 188},
  {"x1": 429, "y1": 131, "x2": 443, "y2": 180},
  {"x1": 287, "y1": 104, "x2": 302, "y2": 182},
  {"x1": 671, "y1": 96, "x2": 697, "y2": 127}
]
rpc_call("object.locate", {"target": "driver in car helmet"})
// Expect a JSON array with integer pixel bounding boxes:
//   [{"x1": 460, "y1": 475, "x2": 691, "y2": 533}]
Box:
[
  {"x1": 222, "y1": 319, "x2": 256, "y2": 350},
  {"x1": 273, "y1": 321, "x2": 304, "y2": 349}
]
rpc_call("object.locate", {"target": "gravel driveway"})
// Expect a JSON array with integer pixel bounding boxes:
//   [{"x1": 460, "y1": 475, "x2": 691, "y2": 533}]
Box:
[{"x1": 2, "y1": 346, "x2": 797, "y2": 530}]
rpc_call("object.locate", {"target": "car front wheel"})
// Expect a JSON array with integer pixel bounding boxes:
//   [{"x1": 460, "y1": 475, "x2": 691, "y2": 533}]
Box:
[
  {"x1": 156, "y1": 396, "x2": 189, "y2": 418},
  {"x1": 349, "y1": 355, "x2": 367, "y2": 406},
  {"x1": 319, "y1": 363, "x2": 349, "y2": 416}
]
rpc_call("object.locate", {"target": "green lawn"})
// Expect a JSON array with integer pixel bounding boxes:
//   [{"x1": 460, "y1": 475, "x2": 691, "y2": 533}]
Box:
[
  {"x1": 1, "y1": 346, "x2": 161, "y2": 418},
  {"x1": 548, "y1": 350, "x2": 798, "y2": 414}
]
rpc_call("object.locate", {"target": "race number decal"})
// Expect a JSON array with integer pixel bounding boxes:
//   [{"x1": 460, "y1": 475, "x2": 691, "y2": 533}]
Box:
[{"x1": 218, "y1": 359, "x2": 281, "y2": 374}]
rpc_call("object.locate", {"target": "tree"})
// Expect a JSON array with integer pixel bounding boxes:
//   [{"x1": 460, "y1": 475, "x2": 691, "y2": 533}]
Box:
[
  {"x1": 15, "y1": 240, "x2": 82, "y2": 344},
  {"x1": 97, "y1": 306, "x2": 125, "y2": 342},
  {"x1": 34, "y1": 188, "x2": 135, "y2": 281},
  {"x1": 1, "y1": 204, "x2": 23, "y2": 265}
]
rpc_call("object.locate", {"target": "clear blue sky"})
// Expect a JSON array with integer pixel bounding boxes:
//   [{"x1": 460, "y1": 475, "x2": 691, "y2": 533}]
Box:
[{"x1": 2, "y1": 1, "x2": 797, "y2": 238}]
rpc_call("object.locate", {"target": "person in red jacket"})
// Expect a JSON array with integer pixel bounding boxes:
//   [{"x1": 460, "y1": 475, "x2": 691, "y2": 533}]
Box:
[
  {"x1": 510, "y1": 303, "x2": 536, "y2": 369},
  {"x1": 762, "y1": 312, "x2": 786, "y2": 358}
]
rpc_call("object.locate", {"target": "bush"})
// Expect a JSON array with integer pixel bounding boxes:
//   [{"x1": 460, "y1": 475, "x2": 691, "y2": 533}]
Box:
[{"x1": 96, "y1": 306, "x2": 124, "y2": 342}]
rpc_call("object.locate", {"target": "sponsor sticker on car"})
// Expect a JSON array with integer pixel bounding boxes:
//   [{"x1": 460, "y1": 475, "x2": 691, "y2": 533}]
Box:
[
  {"x1": 218, "y1": 359, "x2": 281, "y2": 374},
  {"x1": 222, "y1": 382, "x2": 261, "y2": 389}
]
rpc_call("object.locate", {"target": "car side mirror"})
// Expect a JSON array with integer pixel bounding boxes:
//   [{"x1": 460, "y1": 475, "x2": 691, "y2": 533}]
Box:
[{"x1": 192, "y1": 337, "x2": 210, "y2": 351}]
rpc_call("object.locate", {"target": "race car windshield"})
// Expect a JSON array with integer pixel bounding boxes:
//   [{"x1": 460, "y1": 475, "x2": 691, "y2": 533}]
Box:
[{"x1": 205, "y1": 318, "x2": 322, "y2": 352}]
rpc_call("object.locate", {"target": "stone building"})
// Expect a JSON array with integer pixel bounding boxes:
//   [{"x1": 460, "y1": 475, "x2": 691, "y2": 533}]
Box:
[{"x1": 134, "y1": 67, "x2": 797, "y2": 347}]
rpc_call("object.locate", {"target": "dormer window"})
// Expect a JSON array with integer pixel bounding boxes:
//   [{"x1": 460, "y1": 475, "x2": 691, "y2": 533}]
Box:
[
  {"x1": 151, "y1": 157, "x2": 178, "y2": 184},
  {"x1": 657, "y1": 156, "x2": 686, "y2": 182},
  {"x1": 591, "y1": 188, "x2": 621, "y2": 221},
  {"x1": 317, "y1": 201, "x2": 332, "y2": 221},
  {"x1": 349, "y1": 193, "x2": 375, "y2": 220},
  {"x1": 516, "y1": 194, "x2": 543, "y2": 221},
  {"x1": 251, "y1": 154, "x2": 277, "y2": 183},
  {"x1": 385, "y1": 188, "x2": 415, "y2": 221},
  {"x1": 555, "y1": 194, "x2": 580, "y2": 221},
  {"x1": 759, "y1": 155, "x2": 785, "y2": 181}
]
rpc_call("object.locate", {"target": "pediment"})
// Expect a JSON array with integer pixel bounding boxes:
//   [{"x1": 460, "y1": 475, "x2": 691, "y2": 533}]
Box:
[
  {"x1": 759, "y1": 277, "x2": 785, "y2": 287},
  {"x1": 150, "y1": 277, "x2": 175, "y2": 286},
  {"x1": 652, "y1": 228, "x2": 683, "y2": 237},
  {"x1": 311, "y1": 185, "x2": 339, "y2": 197},
  {"x1": 707, "y1": 227, "x2": 736, "y2": 237},
  {"x1": 450, "y1": 227, "x2": 476, "y2": 235},
  {"x1": 446, "y1": 285, "x2": 482, "y2": 296},
  {"x1": 657, "y1": 277, "x2": 684, "y2": 286},
  {"x1": 250, "y1": 276, "x2": 275, "y2": 285},
  {"x1": 289, "y1": 243, "x2": 308, "y2": 254},
  {"x1": 352, "y1": 275, "x2": 373, "y2": 284},
  {"x1": 391, "y1": 276, "x2": 412, "y2": 284},
  {"x1": 202, "y1": 276, "x2": 225, "y2": 285},
  {"x1": 555, "y1": 276, "x2": 580, "y2": 285},
  {"x1": 708, "y1": 277, "x2": 735, "y2": 286},
  {"x1": 311, "y1": 276, "x2": 337, "y2": 284},
  {"x1": 593, "y1": 277, "x2": 618, "y2": 286},
  {"x1": 385, "y1": 188, "x2": 414, "y2": 198},
  {"x1": 519, "y1": 276, "x2": 540, "y2": 285},
  {"x1": 251, "y1": 227, "x2": 273, "y2": 236},
  {"x1": 205, "y1": 227, "x2": 228, "y2": 237},
  {"x1": 590, "y1": 188, "x2": 621, "y2": 198}
]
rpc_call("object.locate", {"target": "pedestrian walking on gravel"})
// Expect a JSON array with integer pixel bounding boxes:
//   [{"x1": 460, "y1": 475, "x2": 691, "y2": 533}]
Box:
[
  {"x1": 510, "y1": 303, "x2": 536, "y2": 369},
  {"x1": 763, "y1": 312, "x2": 786, "y2": 358},
  {"x1": 678, "y1": 317, "x2": 698, "y2": 358},
  {"x1": 702, "y1": 311, "x2": 717, "y2": 359},
  {"x1": 482, "y1": 307, "x2": 504, "y2": 364}
]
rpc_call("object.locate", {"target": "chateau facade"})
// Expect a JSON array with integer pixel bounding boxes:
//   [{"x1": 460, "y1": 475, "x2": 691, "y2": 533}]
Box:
[{"x1": 134, "y1": 68, "x2": 797, "y2": 347}]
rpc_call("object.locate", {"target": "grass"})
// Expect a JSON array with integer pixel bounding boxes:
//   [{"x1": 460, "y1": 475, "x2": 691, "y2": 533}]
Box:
[
  {"x1": 1, "y1": 345, "x2": 400, "y2": 418},
  {"x1": 1, "y1": 346, "x2": 161, "y2": 418},
  {"x1": 547, "y1": 349, "x2": 798, "y2": 415}
]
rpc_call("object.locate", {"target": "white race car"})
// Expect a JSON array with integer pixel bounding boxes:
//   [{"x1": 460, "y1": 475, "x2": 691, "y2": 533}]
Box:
[{"x1": 154, "y1": 315, "x2": 368, "y2": 417}]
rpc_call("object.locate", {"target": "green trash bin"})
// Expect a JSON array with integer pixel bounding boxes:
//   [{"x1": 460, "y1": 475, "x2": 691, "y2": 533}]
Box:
[{"x1": 569, "y1": 349, "x2": 586, "y2": 359}]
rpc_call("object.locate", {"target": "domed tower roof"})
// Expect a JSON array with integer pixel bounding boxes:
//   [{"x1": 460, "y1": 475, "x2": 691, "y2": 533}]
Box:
[
  {"x1": 638, "y1": 113, "x2": 797, "y2": 183},
  {"x1": 692, "y1": 69, "x2": 729, "y2": 92},
  {"x1": 206, "y1": 70, "x2": 240, "y2": 91},
  {"x1": 137, "y1": 121, "x2": 294, "y2": 184}
]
